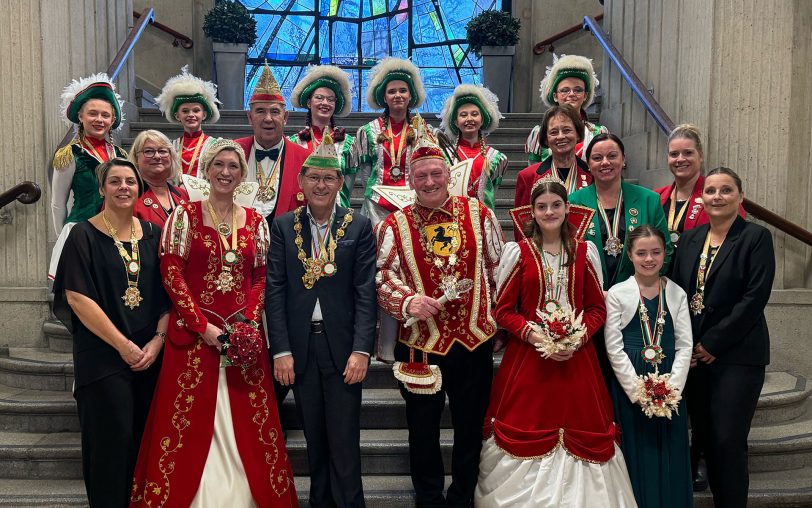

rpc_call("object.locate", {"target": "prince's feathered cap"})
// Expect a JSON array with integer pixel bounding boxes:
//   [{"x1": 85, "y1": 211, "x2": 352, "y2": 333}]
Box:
[
  {"x1": 366, "y1": 57, "x2": 425, "y2": 110},
  {"x1": 156, "y1": 65, "x2": 221, "y2": 124},
  {"x1": 59, "y1": 73, "x2": 124, "y2": 130},
  {"x1": 410, "y1": 114, "x2": 445, "y2": 166},
  {"x1": 291, "y1": 64, "x2": 353, "y2": 117},
  {"x1": 539, "y1": 54, "x2": 599, "y2": 109},
  {"x1": 439, "y1": 84, "x2": 503, "y2": 137},
  {"x1": 249, "y1": 61, "x2": 284, "y2": 105}
]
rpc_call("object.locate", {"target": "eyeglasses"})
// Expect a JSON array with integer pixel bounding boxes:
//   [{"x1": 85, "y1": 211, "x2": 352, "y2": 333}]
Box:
[
  {"x1": 311, "y1": 94, "x2": 337, "y2": 104},
  {"x1": 140, "y1": 148, "x2": 170, "y2": 158},
  {"x1": 304, "y1": 174, "x2": 341, "y2": 186},
  {"x1": 556, "y1": 87, "x2": 585, "y2": 96}
]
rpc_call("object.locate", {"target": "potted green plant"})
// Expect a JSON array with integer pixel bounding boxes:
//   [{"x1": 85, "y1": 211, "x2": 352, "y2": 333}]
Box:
[
  {"x1": 203, "y1": 0, "x2": 258, "y2": 109},
  {"x1": 466, "y1": 9, "x2": 521, "y2": 111}
]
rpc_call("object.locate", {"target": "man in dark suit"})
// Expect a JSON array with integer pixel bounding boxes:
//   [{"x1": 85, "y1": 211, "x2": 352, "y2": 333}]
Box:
[{"x1": 266, "y1": 130, "x2": 377, "y2": 508}]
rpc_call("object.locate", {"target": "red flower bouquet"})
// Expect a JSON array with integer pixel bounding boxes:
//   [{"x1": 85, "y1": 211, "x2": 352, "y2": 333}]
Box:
[
  {"x1": 218, "y1": 314, "x2": 263, "y2": 369},
  {"x1": 529, "y1": 304, "x2": 587, "y2": 358},
  {"x1": 634, "y1": 372, "x2": 682, "y2": 419}
]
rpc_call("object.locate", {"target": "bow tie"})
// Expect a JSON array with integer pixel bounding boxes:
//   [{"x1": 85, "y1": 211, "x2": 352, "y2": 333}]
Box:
[{"x1": 256, "y1": 148, "x2": 280, "y2": 162}]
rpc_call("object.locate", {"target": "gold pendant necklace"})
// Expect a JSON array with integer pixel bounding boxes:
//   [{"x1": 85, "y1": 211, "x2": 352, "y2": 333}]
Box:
[
  {"x1": 205, "y1": 200, "x2": 239, "y2": 293},
  {"x1": 293, "y1": 206, "x2": 353, "y2": 289},
  {"x1": 101, "y1": 213, "x2": 142, "y2": 310}
]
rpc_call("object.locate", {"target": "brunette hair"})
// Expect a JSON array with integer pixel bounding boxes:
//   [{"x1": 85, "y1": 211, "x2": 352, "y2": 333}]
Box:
[
  {"x1": 668, "y1": 123, "x2": 704, "y2": 159},
  {"x1": 96, "y1": 158, "x2": 145, "y2": 197},
  {"x1": 296, "y1": 110, "x2": 345, "y2": 142},
  {"x1": 705, "y1": 166, "x2": 743, "y2": 193},
  {"x1": 539, "y1": 105, "x2": 585, "y2": 149},
  {"x1": 375, "y1": 105, "x2": 417, "y2": 146},
  {"x1": 625, "y1": 225, "x2": 666, "y2": 255},
  {"x1": 523, "y1": 180, "x2": 576, "y2": 267},
  {"x1": 584, "y1": 132, "x2": 626, "y2": 161}
]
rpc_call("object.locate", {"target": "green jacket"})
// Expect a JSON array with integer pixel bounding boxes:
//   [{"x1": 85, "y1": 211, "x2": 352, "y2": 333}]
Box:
[{"x1": 569, "y1": 181, "x2": 672, "y2": 289}]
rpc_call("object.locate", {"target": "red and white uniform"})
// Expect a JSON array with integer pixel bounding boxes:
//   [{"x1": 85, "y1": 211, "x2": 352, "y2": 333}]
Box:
[{"x1": 375, "y1": 195, "x2": 504, "y2": 354}]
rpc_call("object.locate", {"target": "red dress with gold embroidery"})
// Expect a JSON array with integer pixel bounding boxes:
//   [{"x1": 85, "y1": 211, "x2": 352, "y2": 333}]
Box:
[
  {"x1": 484, "y1": 239, "x2": 616, "y2": 461},
  {"x1": 130, "y1": 202, "x2": 296, "y2": 508}
]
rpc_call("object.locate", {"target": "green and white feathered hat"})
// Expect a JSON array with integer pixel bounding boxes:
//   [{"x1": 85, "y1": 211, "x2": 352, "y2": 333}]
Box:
[
  {"x1": 291, "y1": 64, "x2": 353, "y2": 117},
  {"x1": 59, "y1": 72, "x2": 124, "y2": 130},
  {"x1": 303, "y1": 130, "x2": 341, "y2": 172},
  {"x1": 156, "y1": 65, "x2": 221, "y2": 124},
  {"x1": 366, "y1": 57, "x2": 425, "y2": 110},
  {"x1": 438, "y1": 84, "x2": 503, "y2": 136},
  {"x1": 539, "y1": 53, "x2": 599, "y2": 109}
]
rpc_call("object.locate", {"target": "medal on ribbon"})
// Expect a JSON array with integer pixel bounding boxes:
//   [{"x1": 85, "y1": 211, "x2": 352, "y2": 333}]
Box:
[
  {"x1": 638, "y1": 280, "x2": 667, "y2": 367},
  {"x1": 598, "y1": 188, "x2": 624, "y2": 257}
]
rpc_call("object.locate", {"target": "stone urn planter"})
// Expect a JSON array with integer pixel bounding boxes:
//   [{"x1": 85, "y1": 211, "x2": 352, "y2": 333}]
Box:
[
  {"x1": 212, "y1": 42, "x2": 250, "y2": 109},
  {"x1": 481, "y1": 45, "x2": 515, "y2": 111}
]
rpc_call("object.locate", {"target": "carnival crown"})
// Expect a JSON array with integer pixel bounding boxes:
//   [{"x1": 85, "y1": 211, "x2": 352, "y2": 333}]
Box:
[
  {"x1": 249, "y1": 61, "x2": 284, "y2": 105},
  {"x1": 199, "y1": 138, "x2": 249, "y2": 178},
  {"x1": 410, "y1": 114, "x2": 445, "y2": 165},
  {"x1": 531, "y1": 173, "x2": 567, "y2": 194},
  {"x1": 303, "y1": 130, "x2": 341, "y2": 171}
]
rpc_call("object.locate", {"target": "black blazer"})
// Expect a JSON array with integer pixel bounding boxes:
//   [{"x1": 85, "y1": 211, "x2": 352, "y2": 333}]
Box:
[
  {"x1": 266, "y1": 206, "x2": 378, "y2": 374},
  {"x1": 671, "y1": 216, "x2": 774, "y2": 366}
]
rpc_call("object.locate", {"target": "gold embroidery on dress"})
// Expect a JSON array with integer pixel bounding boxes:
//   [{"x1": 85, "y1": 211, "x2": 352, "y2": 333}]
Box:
[
  {"x1": 130, "y1": 340, "x2": 204, "y2": 506},
  {"x1": 240, "y1": 364, "x2": 293, "y2": 496},
  {"x1": 493, "y1": 427, "x2": 608, "y2": 464}
]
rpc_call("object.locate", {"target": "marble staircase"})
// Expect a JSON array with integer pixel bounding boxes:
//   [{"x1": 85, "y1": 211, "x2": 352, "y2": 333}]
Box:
[{"x1": 1, "y1": 110, "x2": 810, "y2": 506}]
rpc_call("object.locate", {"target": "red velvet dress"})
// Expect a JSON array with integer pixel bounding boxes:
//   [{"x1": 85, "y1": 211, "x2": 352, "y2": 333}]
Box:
[
  {"x1": 476, "y1": 239, "x2": 636, "y2": 507},
  {"x1": 130, "y1": 202, "x2": 296, "y2": 508},
  {"x1": 484, "y1": 239, "x2": 615, "y2": 459}
]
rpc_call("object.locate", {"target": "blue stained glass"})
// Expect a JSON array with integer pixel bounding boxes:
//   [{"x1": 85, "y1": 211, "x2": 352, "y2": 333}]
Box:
[
  {"x1": 335, "y1": 0, "x2": 360, "y2": 17},
  {"x1": 240, "y1": 0, "x2": 501, "y2": 111}
]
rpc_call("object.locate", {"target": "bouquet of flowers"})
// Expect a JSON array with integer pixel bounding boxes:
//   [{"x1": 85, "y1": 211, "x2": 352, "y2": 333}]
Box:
[
  {"x1": 634, "y1": 372, "x2": 682, "y2": 419},
  {"x1": 528, "y1": 304, "x2": 587, "y2": 358},
  {"x1": 217, "y1": 313, "x2": 263, "y2": 369}
]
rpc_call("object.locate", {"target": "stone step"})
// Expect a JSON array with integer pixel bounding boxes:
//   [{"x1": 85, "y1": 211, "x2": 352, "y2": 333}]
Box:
[
  {"x1": 0, "y1": 348, "x2": 73, "y2": 391},
  {"x1": 2, "y1": 468, "x2": 812, "y2": 508},
  {"x1": 0, "y1": 428, "x2": 450, "y2": 480},
  {"x1": 2, "y1": 346, "x2": 807, "y2": 427},
  {"x1": 0, "y1": 375, "x2": 809, "y2": 475},
  {"x1": 41, "y1": 320, "x2": 71, "y2": 354},
  {"x1": 136, "y1": 108, "x2": 547, "y2": 126}
]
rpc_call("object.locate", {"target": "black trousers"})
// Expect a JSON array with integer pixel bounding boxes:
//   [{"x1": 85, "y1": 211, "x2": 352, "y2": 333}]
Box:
[
  {"x1": 293, "y1": 331, "x2": 364, "y2": 508},
  {"x1": 687, "y1": 362, "x2": 765, "y2": 508},
  {"x1": 74, "y1": 364, "x2": 159, "y2": 508},
  {"x1": 398, "y1": 341, "x2": 493, "y2": 508}
]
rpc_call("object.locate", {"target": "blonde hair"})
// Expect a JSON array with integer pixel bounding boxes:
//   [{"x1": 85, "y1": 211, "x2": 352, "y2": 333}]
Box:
[
  {"x1": 668, "y1": 123, "x2": 704, "y2": 159},
  {"x1": 128, "y1": 129, "x2": 181, "y2": 182},
  {"x1": 199, "y1": 138, "x2": 249, "y2": 180}
]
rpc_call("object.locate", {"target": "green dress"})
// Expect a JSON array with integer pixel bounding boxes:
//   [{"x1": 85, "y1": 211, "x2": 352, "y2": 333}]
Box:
[{"x1": 610, "y1": 295, "x2": 693, "y2": 508}]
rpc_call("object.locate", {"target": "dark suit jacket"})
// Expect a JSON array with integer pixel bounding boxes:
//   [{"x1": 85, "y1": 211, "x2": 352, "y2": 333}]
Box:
[
  {"x1": 671, "y1": 216, "x2": 774, "y2": 365},
  {"x1": 266, "y1": 205, "x2": 378, "y2": 374}
]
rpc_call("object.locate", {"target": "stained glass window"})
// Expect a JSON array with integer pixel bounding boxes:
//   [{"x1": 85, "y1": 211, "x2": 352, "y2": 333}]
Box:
[{"x1": 240, "y1": 0, "x2": 503, "y2": 111}]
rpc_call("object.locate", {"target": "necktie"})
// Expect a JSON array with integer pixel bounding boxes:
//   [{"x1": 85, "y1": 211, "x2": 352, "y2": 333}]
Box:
[{"x1": 256, "y1": 148, "x2": 279, "y2": 162}]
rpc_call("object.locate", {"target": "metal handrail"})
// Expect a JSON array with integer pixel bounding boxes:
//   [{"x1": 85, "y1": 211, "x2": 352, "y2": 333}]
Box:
[
  {"x1": 534, "y1": 14, "x2": 603, "y2": 55},
  {"x1": 52, "y1": 8, "x2": 156, "y2": 156},
  {"x1": 0, "y1": 181, "x2": 41, "y2": 210},
  {"x1": 582, "y1": 15, "x2": 812, "y2": 247},
  {"x1": 133, "y1": 10, "x2": 193, "y2": 49}
]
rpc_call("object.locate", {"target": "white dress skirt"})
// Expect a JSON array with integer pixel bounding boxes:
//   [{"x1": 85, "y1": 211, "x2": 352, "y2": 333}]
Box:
[
  {"x1": 189, "y1": 369, "x2": 257, "y2": 508},
  {"x1": 476, "y1": 437, "x2": 637, "y2": 508}
]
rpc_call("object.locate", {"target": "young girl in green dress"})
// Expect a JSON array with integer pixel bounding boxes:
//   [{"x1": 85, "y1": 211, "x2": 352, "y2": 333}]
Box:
[{"x1": 604, "y1": 225, "x2": 694, "y2": 507}]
